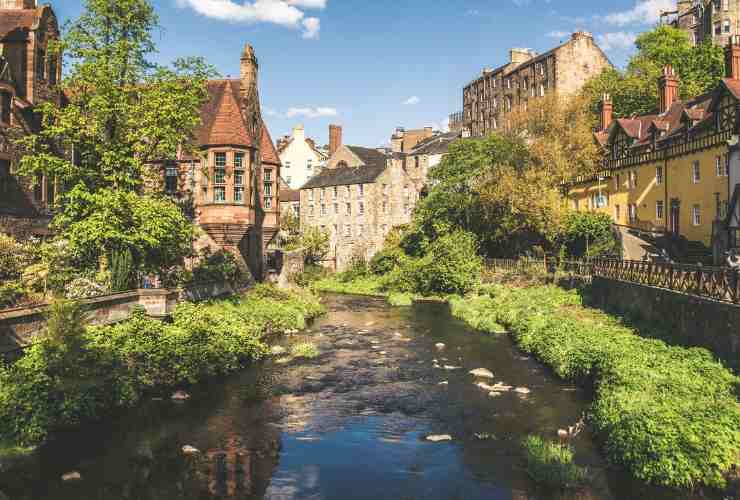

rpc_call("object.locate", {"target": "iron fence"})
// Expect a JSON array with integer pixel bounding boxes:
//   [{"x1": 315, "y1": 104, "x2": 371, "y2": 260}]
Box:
[{"x1": 485, "y1": 257, "x2": 740, "y2": 304}]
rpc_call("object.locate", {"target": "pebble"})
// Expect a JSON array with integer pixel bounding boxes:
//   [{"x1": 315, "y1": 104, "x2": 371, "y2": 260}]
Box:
[
  {"x1": 475, "y1": 382, "x2": 496, "y2": 391},
  {"x1": 182, "y1": 445, "x2": 200, "y2": 455},
  {"x1": 62, "y1": 471, "x2": 82, "y2": 482},
  {"x1": 379, "y1": 351, "x2": 387, "y2": 355},
  {"x1": 491, "y1": 383, "x2": 513, "y2": 392},
  {"x1": 488, "y1": 392, "x2": 503, "y2": 398},
  {"x1": 438, "y1": 381, "x2": 449, "y2": 386},
  {"x1": 171, "y1": 390, "x2": 190, "y2": 401},
  {"x1": 443, "y1": 365, "x2": 462, "y2": 371},
  {"x1": 469, "y1": 368, "x2": 494, "y2": 379},
  {"x1": 514, "y1": 387, "x2": 531, "y2": 395},
  {"x1": 270, "y1": 346, "x2": 287, "y2": 356},
  {"x1": 435, "y1": 343, "x2": 446, "y2": 350},
  {"x1": 426, "y1": 434, "x2": 452, "y2": 442}
]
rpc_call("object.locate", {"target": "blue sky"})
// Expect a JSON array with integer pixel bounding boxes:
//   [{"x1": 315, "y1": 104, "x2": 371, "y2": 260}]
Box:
[{"x1": 52, "y1": 0, "x2": 672, "y2": 147}]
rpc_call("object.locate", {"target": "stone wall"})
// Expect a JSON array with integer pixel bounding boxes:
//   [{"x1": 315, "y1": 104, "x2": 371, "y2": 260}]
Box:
[
  {"x1": 265, "y1": 248, "x2": 304, "y2": 288},
  {"x1": 0, "y1": 281, "x2": 238, "y2": 361},
  {"x1": 590, "y1": 276, "x2": 739, "y2": 369}
]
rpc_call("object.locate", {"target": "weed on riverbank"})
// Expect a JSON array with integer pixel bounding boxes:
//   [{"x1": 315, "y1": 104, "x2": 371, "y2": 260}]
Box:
[
  {"x1": 523, "y1": 435, "x2": 588, "y2": 489},
  {"x1": 0, "y1": 285, "x2": 324, "y2": 447},
  {"x1": 451, "y1": 285, "x2": 740, "y2": 490}
]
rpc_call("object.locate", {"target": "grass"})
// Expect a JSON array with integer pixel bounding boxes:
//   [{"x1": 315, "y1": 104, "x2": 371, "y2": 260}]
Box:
[
  {"x1": 451, "y1": 284, "x2": 740, "y2": 490},
  {"x1": 523, "y1": 435, "x2": 588, "y2": 489},
  {"x1": 388, "y1": 292, "x2": 414, "y2": 306},
  {"x1": 312, "y1": 275, "x2": 385, "y2": 297}
]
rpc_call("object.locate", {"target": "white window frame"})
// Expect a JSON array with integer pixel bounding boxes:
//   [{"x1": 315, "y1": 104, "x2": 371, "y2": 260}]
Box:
[
  {"x1": 656, "y1": 166, "x2": 663, "y2": 185},
  {"x1": 692, "y1": 161, "x2": 701, "y2": 184},
  {"x1": 692, "y1": 204, "x2": 701, "y2": 226},
  {"x1": 656, "y1": 200, "x2": 664, "y2": 220}
]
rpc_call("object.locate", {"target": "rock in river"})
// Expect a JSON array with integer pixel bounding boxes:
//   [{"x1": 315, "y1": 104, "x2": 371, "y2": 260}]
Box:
[
  {"x1": 435, "y1": 343, "x2": 446, "y2": 350},
  {"x1": 469, "y1": 368, "x2": 494, "y2": 379},
  {"x1": 62, "y1": 471, "x2": 82, "y2": 482},
  {"x1": 171, "y1": 390, "x2": 190, "y2": 401},
  {"x1": 514, "y1": 387, "x2": 531, "y2": 395},
  {"x1": 426, "y1": 434, "x2": 452, "y2": 442},
  {"x1": 270, "y1": 345, "x2": 287, "y2": 356},
  {"x1": 443, "y1": 365, "x2": 462, "y2": 371},
  {"x1": 182, "y1": 445, "x2": 200, "y2": 455}
]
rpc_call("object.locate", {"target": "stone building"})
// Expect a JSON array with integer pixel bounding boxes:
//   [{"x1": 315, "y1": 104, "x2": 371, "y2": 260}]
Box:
[
  {"x1": 663, "y1": 0, "x2": 740, "y2": 46},
  {"x1": 462, "y1": 32, "x2": 612, "y2": 137},
  {"x1": 0, "y1": 0, "x2": 61, "y2": 238},
  {"x1": 299, "y1": 127, "x2": 458, "y2": 271},
  {"x1": 276, "y1": 124, "x2": 328, "y2": 190},
  {"x1": 156, "y1": 44, "x2": 281, "y2": 280}
]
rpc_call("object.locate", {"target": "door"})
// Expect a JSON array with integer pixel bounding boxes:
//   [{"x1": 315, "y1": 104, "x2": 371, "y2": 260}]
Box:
[{"x1": 670, "y1": 199, "x2": 681, "y2": 236}]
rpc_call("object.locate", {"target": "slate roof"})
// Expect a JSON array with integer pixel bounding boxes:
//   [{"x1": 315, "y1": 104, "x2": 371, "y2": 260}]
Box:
[
  {"x1": 0, "y1": 9, "x2": 40, "y2": 41},
  {"x1": 410, "y1": 132, "x2": 460, "y2": 155},
  {"x1": 345, "y1": 146, "x2": 387, "y2": 168},
  {"x1": 279, "y1": 188, "x2": 300, "y2": 202},
  {"x1": 301, "y1": 163, "x2": 386, "y2": 189}
]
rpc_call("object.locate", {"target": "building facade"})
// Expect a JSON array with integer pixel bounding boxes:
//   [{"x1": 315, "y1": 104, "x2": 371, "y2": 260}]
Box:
[
  {"x1": 462, "y1": 32, "x2": 612, "y2": 138},
  {"x1": 665, "y1": 0, "x2": 740, "y2": 46},
  {"x1": 567, "y1": 40, "x2": 740, "y2": 262},
  {"x1": 0, "y1": 0, "x2": 61, "y2": 238},
  {"x1": 299, "y1": 128, "x2": 458, "y2": 271},
  {"x1": 157, "y1": 44, "x2": 281, "y2": 280},
  {"x1": 276, "y1": 124, "x2": 328, "y2": 190}
]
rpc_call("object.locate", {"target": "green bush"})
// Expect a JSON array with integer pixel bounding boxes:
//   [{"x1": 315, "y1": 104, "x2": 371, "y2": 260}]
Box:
[
  {"x1": 369, "y1": 247, "x2": 404, "y2": 276},
  {"x1": 0, "y1": 234, "x2": 34, "y2": 282},
  {"x1": 110, "y1": 247, "x2": 135, "y2": 292},
  {"x1": 0, "y1": 286, "x2": 323, "y2": 447},
  {"x1": 293, "y1": 264, "x2": 329, "y2": 287},
  {"x1": 523, "y1": 435, "x2": 588, "y2": 489},
  {"x1": 452, "y1": 285, "x2": 740, "y2": 489},
  {"x1": 191, "y1": 249, "x2": 243, "y2": 284},
  {"x1": 388, "y1": 292, "x2": 413, "y2": 306},
  {"x1": 0, "y1": 282, "x2": 28, "y2": 308}
]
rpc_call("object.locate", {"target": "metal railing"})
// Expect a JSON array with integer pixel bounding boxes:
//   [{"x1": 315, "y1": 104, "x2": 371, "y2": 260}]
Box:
[{"x1": 485, "y1": 257, "x2": 740, "y2": 304}]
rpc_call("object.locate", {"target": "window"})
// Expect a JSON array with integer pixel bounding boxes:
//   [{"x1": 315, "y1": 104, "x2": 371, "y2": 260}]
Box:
[
  {"x1": 724, "y1": 19, "x2": 732, "y2": 34},
  {"x1": 320, "y1": 188, "x2": 325, "y2": 200},
  {"x1": 234, "y1": 152, "x2": 244, "y2": 168},
  {"x1": 717, "y1": 155, "x2": 729, "y2": 177},
  {"x1": 656, "y1": 200, "x2": 664, "y2": 220},
  {"x1": 346, "y1": 202, "x2": 351, "y2": 215},
  {"x1": 214, "y1": 186, "x2": 226, "y2": 202},
  {"x1": 615, "y1": 204, "x2": 621, "y2": 221},
  {"x1": 333, "y1": 186, "x2": 338, "y2": 198},
  {"x1": 628, "y1": 204, "x2": 637, "y2": 223},
  {"x1": 286, "y1": 176, "x2": 292, "y2": 184},
  {"x1": 36, "y1": 49, "x2": 45, "y2": 80},
  {"x1": 307, "y1": 159, "x2": 313, "y2": 171},
  {"x1": 358, "y1": 184, "x2": 364, "y2": 197},
  {"x1": 403, "y1": 185, "x2": 409, "y2": 198},
  {"x1": 285, "y1": 161, "x2": 291, "y2": 169},
  {"x1": 214, "y1": 167, "x2": 226, "y2": 185},
  {"x1": 656, "y1": 166, "x2": 663, "y2": 185},
  {"x1": 692, "y1": 204, "x2": 701, "y2": 226},
  {"x1": 334, "y1": 203, "x2": 339, "y2": 214},
  {"x1": 358, "y1": 201, "x2": 364, "y2": 215},
  {"x1": 628, "y1": 171, "x2": 637, "y2": 189},
  {"x1": 383, "y1": 201, "x2": 388, "y2": 214},
  {"x1": 344, "y1": 224, "x2": 351, "y2": 237},
  {"x1": 0, "y1": 91, "x2": 10, "y2": 124},
  {"x1": 345, "y1": 186, "x2": 351, "y2": 198},
  {"x1": 357, "y1": 224, "x2": 364, "y2": 236},
  {"x1": 214, "y1": 154, "x2": 226, "y2": 203},
  {"x1": 716, "y1": 21, "x2": 722, "y2": 36},
  {"x1": 292, "y1": 205, "x2": 299, "y2": 217},
  {"x1": 415, "y1": 157, "x2": 420, "y2": 169},
  {"x1": 165, "y1": 164, "x2": 178, "y2": 193},
  {"x1": 309, "y1": 204, "x2": 314, "y2": 216},
  {"x1": 215, "y1": 152, "x2": 226, "y2": 168},
  {"x1": 720, "y1": 200, "x2": 729, "y2": 219},
  {"x1": 309, "y1": 189, "x2": 315, "y2": 202},
  {"x1": 539, "y1": 84, "x2": 545, "y2": 97},
  {"x1": 264, "y1": 169, "x2": 273, "y2": 209},
  {"x1": 404, "y1": 203, "x2": 410, "y2": 215},
  {"x1": 692, "y1": 160, "x2": 701, "y2": 183},
  {"x1": 234, "y1": 169, "x2": 244, "y2": 186},
  {"x1": 321, "y1": 203, "x2": 326, "y2": 216},
  {"x1": 615, "y1": 174, "x2": 621, "y2": 190}
]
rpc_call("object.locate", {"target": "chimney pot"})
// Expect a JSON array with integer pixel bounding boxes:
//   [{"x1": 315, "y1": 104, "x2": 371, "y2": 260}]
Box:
[
  {"x1": 658, "y1": 64, "x2": 679, "y2": 114},
  {"x1": 725, "y1": 35, "x2": 740, "y2": 80},
  {"x1": 600, "y1": 94, "x2": 613, "y2": 131},
  {"x1": 329, "y1": 124, "x2": 342, "y2": 156}
]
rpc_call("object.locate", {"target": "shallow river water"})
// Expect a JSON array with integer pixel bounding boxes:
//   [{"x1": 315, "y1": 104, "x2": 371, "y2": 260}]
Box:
[{"x1": 0, "y1": 294, "x2": 715, "y2": 500}]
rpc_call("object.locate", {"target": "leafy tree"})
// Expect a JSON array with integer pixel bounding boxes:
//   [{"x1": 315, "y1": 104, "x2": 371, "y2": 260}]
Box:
[
  {"x1": 560, "y1": 212, "x2": 617, "y2": 258},
  {"x1": 18, "y1": 0, "x2": 217, "y2": 192},
  {"x1": 582, "y1": 25, "x2": 725, "y2": 118},
  {"x1": 300, "y1": 227, "x2": 330, "y2": 266},
  {"x1": 53, "y1": 186, "x2": 194, "y2": 273}
]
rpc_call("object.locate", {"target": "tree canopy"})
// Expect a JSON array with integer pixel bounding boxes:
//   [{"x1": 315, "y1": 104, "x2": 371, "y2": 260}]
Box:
[{"x1": 581, "y1": 25, "x2": 725, "y2": 118}]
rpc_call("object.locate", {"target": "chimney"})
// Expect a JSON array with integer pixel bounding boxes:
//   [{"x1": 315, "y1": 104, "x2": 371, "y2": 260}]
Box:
[
  {"x1": 240, "y1": 44, "x2": 260, "y2": 134},
  {"x1": 4, "y1": 0, "x2": 36, "y2": 8},
  {"x1": 726, "y1": 35, "x2": 740, "y2": 80},
  {"x1": 600, "y1": 94, "x2": 613, "y2": 131},
  {"x1": 658, "y1": 65, "x2": 679, "y2": 114},
  {"x1": 391, "y1": 127, "x2": 405, "y2": 153},
  {"x1": 293, "y1": 124, "x2": 305, "y2": 141},
  {"x1": 329, "y1": 124, "x2": 342, "y2": 156},
  {"x1": 510, "y1": 48, "x2": 536, "y2": 65}
]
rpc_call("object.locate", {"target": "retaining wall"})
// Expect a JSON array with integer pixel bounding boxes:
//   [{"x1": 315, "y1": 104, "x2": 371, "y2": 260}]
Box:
[
  {"x1": 0, "y1": 281, "x2": 237, "y2": 361},
  {"x1": 590, "y1": 276, "x2": 740, "y2": 370}
]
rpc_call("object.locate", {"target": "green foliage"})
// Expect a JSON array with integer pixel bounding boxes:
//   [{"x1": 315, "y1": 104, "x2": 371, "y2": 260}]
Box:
[
  {"x1": 293, "y1": 264, "x2": 330, "y2": 288},
  {"x1": 0, "y1": 234, "x2": 34, "y2": 282},
  {"x1": 0, "y1": 282, "x2": 28, "y2": 308},
  {"x1": 290, "y1": 342, "x2": 320, "y2": 359},
  {"x1": 387, "y1": 292, "x2": 413, "y2": 307},
  {"x1": 523, "y1": 435, "x2": 588, "y2": 489},
  {"x1": 561, "y1": 211, "x2": 617, "y2": 258},
  {"x1": 452, "y1": 285, "x2": 740, "y2": 489},
  {"x1": 110, "y1": 247, "x2": 135, "y2": 292},
  {"x1": 279, "y1": 210, "x2": 302, "y2": 250},
  {"x1": 21, "y1": 239, "x2": 76, "y2": 297},
  {"x1": 63, "y1": 277, "x2": 108, "y2": 299},
  {"x1": 53, "y1": 187, "x2": 194, "y2": 273},
  {"x1": 312, "y1": 275, "x2": 384, "y2": 296},
  {"x1": 300, "y1": 226, "x2": 331, "y2": 266},
  {"x1": 582, "y1": 26, "x2": 725, "y2": 118},
  {"x1": 0, "y1": 286, "x2": 323, "y2": 446},
  {"x1": 191, "y1": 249, "x2": 243, "y2": 284},
  {"x1": 369, "y1": 247, "x2": 404, "y2": 276}
]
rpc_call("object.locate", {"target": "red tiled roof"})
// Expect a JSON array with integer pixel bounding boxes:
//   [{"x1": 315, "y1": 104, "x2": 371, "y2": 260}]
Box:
[
  {"x1": 261, "y1": 122, "x2": 280, "y2": 165},
  {"x1": 0, "y1": 9, "x2": 39, "y2": 41},
  {"x1": 195, "y1": 80, "x2": 254, "y2": 148}
]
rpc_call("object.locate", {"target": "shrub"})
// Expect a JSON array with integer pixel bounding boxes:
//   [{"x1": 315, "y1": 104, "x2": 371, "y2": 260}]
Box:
[
  {"x1": 523, "y1": 435, "x2": 588, "y2": 489},
  {"x1": 290, "y1": 342, "x2": 320, "y2": 359},
  {"x1": 110, "y1": 247, "x2": 135, "y2": 292},
  {"x1": 369, "y1": 247, "x2": 404, "y2": 276},
  {"x1": 294, "y1": 264, "x2": 329, "y2": 287},
  {"x1": 64, "y1": 277, "x2": 108, "y2": 299},
  {"x1": 191, "y1": 249, "x2": 243, "y2": 284},
  {"x1": 388, "y1": 292, "x2": 413, "y2": 306},
  {"x1": 452, "y1": 285, "x2": 740, "y2": 489},
  {"x1": 0, "y1": 234, "x2": 33, "y2": 282},
  {"x1": 0, "y1": 282, "x2": 28, "y2": 308}
]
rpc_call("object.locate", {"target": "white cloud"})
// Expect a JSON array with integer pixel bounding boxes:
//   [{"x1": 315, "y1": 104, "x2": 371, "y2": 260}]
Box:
[
  {"x1": 176, "y1": 0, "x2": 324, "y2": 39},
  {"x1": 302, "y1": 17, "x2": 320, "y2": 39},
  {"x1": 286, "y1": 107, "x2": 337, "y2": 118},
  {"x1": 599, "y1": 0, "x2": 673, "y2": 26},
  {"x1": 403, "y1": 96, "x2": 420, "y2": 105},
  {"x1": 597, "y1": 31, "x2": 638, "y2": 51}
]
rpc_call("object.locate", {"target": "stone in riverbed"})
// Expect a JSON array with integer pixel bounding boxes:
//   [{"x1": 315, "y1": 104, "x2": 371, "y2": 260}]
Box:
[
  {"x1": 435, "y1": 343, "x2": 445, "y2": 350},
  {"x1": 62, "y1": 471, "x2": 82, "y2": 482},
  {"x1": 491, "y1": 383, "x2": 513, "y2": 392},
  {"x1": 182, "y1": 445, "x2": 200, "y2": 455},
  {"x1": 171, "y1": 390, "x2": 190, "y2": 401},
  {"x1": 438, "y1": 381, "x2": 449, "y2": 386},
  {"x1": 514, "y1": 387, "x2": 531, "y2": 395},
  {"x1": 426, "y1": 434, "x2": 452, "y2": 442},
  {"x1": 475, "y1": 382, "x2": 496, "y2": 391},
  {"x1": 469, "y1": 368, "x2": 494, "y2": 379},
  {"x1": 270, "y1": 346, "x2": 287, "y2": 356},
  {"x1": 488, "y1": 392, "x2": 503, "y2": 398},
  {"x1": 443, "y1": 365, "x2": 462, "y2": 371}
]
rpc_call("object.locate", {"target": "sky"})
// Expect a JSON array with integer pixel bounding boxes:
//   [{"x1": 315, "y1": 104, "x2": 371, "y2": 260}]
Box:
[{"x1": 51, "y1": 0, "x2": 674, "y2": 148}]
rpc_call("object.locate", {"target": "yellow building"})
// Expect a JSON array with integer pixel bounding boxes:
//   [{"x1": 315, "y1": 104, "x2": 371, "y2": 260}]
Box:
[{"x1": 566, "y1": 41, "x2": 740, "y2": 260}]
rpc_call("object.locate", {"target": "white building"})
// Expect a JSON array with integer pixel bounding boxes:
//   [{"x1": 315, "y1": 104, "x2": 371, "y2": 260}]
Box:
[{"x1": 277, "y1": 125, "x2": 328, "y2": 190}]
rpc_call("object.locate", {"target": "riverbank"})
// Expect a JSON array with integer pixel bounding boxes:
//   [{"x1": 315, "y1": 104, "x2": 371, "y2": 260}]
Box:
[
  {"x1": 450, "y1": 284, "x2": 740, "y2": 491},
  {"x1": 0, "y1": 285, "x2": 324, "y2": 449}
]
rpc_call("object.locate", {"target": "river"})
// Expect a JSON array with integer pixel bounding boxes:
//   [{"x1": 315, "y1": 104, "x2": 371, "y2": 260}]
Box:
[{"x1": 0, "y1": 294, "x2": 713, "y2": 499}]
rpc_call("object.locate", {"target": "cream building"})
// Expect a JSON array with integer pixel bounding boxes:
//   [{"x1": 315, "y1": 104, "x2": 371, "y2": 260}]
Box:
[{"x1": 277, "y1": 125, "x2": 328, "y2": 190}]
